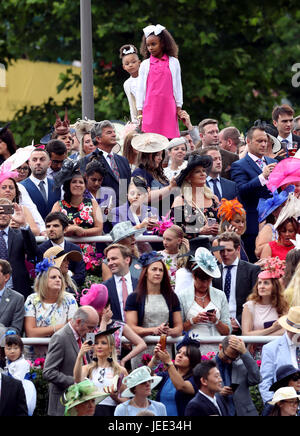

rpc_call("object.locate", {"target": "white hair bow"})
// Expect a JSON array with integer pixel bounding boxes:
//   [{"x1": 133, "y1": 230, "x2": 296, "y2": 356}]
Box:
[
  {"x1": 123, "y1": 46, "x2": 135, "y2": 55},
  {"x1": 143, "y1": 24, "x2": 166, "y2": 38}
]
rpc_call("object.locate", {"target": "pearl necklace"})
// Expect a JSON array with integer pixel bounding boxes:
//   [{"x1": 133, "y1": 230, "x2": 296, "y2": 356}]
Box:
[{"x1": 195, "y1": 292, "x2": 208, "y2": 302}]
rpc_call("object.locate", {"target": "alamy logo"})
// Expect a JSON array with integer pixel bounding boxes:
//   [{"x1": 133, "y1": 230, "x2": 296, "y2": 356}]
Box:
[
  {"x1": 0, "y1": 64, "x2": 6, "y2": 87},
  {"x1": 291, "y1": 63, "x2": 300, "y2": 88}
]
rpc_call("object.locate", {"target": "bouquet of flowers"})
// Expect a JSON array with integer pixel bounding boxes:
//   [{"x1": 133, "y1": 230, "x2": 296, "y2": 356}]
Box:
[
  {"x1": 201, "y1": 351, "x2": 216, "y2": 361},
  {"x1": 26, "y1": 358, "x2": 48, "y2": 416}
]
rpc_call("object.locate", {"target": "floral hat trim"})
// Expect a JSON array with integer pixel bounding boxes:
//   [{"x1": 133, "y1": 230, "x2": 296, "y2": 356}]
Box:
[
  {"x1": 191, "y1": 250, "x2": 218, "y2": 274},
  {"x1": 258, "y1": 256, "x2": 286, "y2": 279},
  {"x1": 35, "y1": 258, "x2": 55, "y2": 276}
]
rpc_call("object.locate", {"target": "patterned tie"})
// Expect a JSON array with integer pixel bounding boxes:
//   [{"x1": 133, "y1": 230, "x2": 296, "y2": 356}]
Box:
[
  {"x1": 107, "y1": 154, "x2": 120, "y2": 180},
  {"x1": 211, "y1": 179, "x2": 222, "y2": 201},
  {"x1": 0, "y1": 230, "x2": 8, "y2": 260},
  {"x1": 224, "y1": 265, "x2": 233, "y2": 301},
  {"x1": 39, "y1": 180, "x2": 47, "y2": 202},
  {"x1": 256, "y1": 158, "x2": 265, "y2": 171},
  {"x1": 296, "y1": 347, "x2": 300, "y2": 369},
  {"x1": 121, "y1": 276, "x2": 128, "y2": 310}
]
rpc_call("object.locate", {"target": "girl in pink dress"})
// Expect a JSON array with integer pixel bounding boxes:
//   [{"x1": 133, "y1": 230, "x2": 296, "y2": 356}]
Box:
[{"x1": 136, "y1": 24, "x2": 183, "y2": 139}]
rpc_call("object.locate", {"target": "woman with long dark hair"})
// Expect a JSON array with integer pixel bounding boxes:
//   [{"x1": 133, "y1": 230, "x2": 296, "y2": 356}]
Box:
[
  {"x1": 125, "y1": 251, "x2": 183, "y2": 368},
  {"x1": 0, "y1": 125, "x2": 17, "y2": 164}
]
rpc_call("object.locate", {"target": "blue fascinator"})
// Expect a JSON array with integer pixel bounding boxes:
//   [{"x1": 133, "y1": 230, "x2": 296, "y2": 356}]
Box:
[
  {"x1": 176, "y1": 332, "x2": 200, "y2": 351},
  {"x1": 138, "y1": 251, "x2": 164, "y2": 268},
  {"x1": 35, "y1": 258, "x2": 55, "y2": 276},
  {"x1": 191, "y1": 247, "x2": 221, "y2": 278},
  {"x1": 257, "y1": 185, "x2": 294, "y2": 223}
]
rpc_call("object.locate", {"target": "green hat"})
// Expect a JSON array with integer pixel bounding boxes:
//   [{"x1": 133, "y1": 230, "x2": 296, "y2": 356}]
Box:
[{"x1": 62, "y1": 379, "x2": 109, "y2": 416}]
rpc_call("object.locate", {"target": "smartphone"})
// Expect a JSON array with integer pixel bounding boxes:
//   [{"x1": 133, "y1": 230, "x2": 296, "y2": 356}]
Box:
[
  {"x1": 86, "y1": 332, "x2": 95, "y2": 345},
  {"x1": 206, "y1": 309, "x2": 215, "y2": 314},
  {"x1": 230, "y1": 383, "x2": 239, "y2": 392},
  {"x1": 0, "y1": 204, "x2": 14, "y2": 215},
  {"x1": 159, "y1": 334, "x2": 167, "y2": 351},
  {"x1": 207, "y1": 218, "x2": 216, "y2": 227}
]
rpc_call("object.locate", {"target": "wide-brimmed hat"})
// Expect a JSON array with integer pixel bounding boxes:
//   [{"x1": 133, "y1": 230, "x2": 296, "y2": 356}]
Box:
[
  {"x1": 5, "y1": 142, "x2": 35, "y2": 171},
  {"x1": 278, "y1": 306, "x2": 300, "y2": 334},
  {"x1": 80, "y1": 284, "x2": 108, "y2": 312},
  {"x1": 131, "y1": 132, "x2": 169, "y2": 153},
  {"x1": 109, "y1": 221, "x2": 144, "y2": 243},
  {"x1": 191, "y1": 246, "x2": 221, "y2": 278},
  {"x1": 121, "y1": 366, "x2": 162, "y2": 398},
  {"x1": 175, "y1": 154, "x2": 213, "y2": 187},
  {"x1": 94, "y1": 326, "x2": 120, "y2": 338},
  {"x1": 266, "y1": 133, "x2": 282, "y2": 154},
  {"x1": 43, "y1": 246, "x2": 82, "y2": 268},
  {"x1": 167, "y1": 137, "x2": 187, "y2": 150},
  {"x1": 62, "y1": 379, "x2": 109, "y2": 416},
  {"x1": 258, "y1": 256, "x2": 286, "y2": 280},
  {"x1": 138, "y1": 251, "x2": 164, "y2": 268},
  {"x1": 267, "y1": 153, "x2": 300, "y2": 193},
  {"x1": 270, "y1": 365, "x2": 300, "y2": 392},
  {"x1": 268, "y1": 386, "x2": 300, "y2": 406},
  {"x1": 53, "y1": 159, "x2": 82, "y2": 189},
  {"x1": 257, "y1": 186, "x2": 294, "y2": 223}
]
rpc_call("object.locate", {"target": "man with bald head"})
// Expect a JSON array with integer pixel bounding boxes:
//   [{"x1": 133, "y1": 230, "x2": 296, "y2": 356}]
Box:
[{"x1": 43, "y1": 306, "x2": 99, "y2": 416}]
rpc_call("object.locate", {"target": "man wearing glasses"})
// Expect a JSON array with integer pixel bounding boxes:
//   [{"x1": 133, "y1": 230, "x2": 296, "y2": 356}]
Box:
[{"x1": 215, "y1": 335, "x2": 261, "y2": 416}]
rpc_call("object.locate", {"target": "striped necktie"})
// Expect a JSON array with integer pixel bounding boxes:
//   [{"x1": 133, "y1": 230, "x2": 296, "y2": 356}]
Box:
[
  {"x1": 0, "y1": 230, "x2": 8, "y2": 260},
  {"x1": 107, "y1": 154, "x2": 120, "y2": 180},
  {"x1": 224, "y1": 265, "x2": 233, "y2": 301}
]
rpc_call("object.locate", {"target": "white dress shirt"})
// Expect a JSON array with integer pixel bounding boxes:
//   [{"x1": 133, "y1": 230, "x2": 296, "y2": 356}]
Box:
[
  {"x1": 222, "y1": 257, "x2": 239, "y2": 319},
  {"x1": 199, "y1": 389, "x2": 222, "y2": 415},
  {"x1": 277, "y1": 132, "x2": 293, "y2": 148},
  {"x1": 206, "y1": 175, "x2": 222, "y2": 198},
  {"x1": 113, "y1": 271, "x2": 133, "y2": 320},
  {"x1": 285, "y1": 332, "x2": 299, "y2": 369},
  {"x1": 247, "y1": 152, "x2": 268, "y2": 186}
]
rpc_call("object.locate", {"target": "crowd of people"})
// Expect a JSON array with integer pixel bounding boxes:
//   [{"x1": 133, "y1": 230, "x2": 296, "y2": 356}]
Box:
[{"x1": 1, "y1": 24, "x2": 300, "y2": 417}]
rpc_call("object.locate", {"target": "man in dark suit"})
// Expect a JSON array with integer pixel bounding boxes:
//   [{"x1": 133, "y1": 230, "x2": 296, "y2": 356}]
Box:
[
  {"x1": 185, "y1": 359, "x2": 229, "y2": 416},
  {"x1": 0, "y1": 199, "x2": 37, "y2": 298},
  {"x1": 43, "y1": 306, "x2": 99, "y2": 416},
  {"x1": 200, "y1": 147, "x2": 238, "y2": 201},
  {"x1": 79, "y1": 120, "x2": 131, "y2": 208},
  {"x1": 212, "y1": 232, "x2": 260, "y2": 333},
  {"x1": 198, "y1": 118, "x2": 239, "y2": 179},
  {"x1": 0, "y1": 260, "x2": 24, "y2": 334},
  {"x1": 37, "y1": 212, "x2": 86, "y2": 288},
  {"x1": 102, "y1": 244, "x2": 138, "y2": 322},
  {"x1": 272, "y1": 104, "x2": 300, "y2": 150},
  {"x1": 0, "y1": 373, "x2": 28, "y2": 416},
  {"x1": 230, "y1": 126, "x2": 277, "y2": 262},
  {"x1": 20, "y1": 148, "x2": 62, "y2": 219}
]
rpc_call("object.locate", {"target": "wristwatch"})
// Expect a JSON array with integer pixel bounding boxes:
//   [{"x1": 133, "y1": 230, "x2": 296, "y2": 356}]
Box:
[{"x1": 166, "y1": 361, "x2": 173, "y2": 368}]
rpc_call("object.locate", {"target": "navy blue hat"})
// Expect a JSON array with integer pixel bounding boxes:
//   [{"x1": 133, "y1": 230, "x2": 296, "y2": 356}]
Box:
[
  {"x1": 269, "y1": 365, "x2": 300, "y2": 392},
  {"x1": 138, "y1": 251, "x2": 164, "y2": 268}
]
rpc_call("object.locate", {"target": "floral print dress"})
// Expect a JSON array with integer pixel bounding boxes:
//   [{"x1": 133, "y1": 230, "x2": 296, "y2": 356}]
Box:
[{"x1": 158, "y1": 250, "x2": 179, "y2": 291}]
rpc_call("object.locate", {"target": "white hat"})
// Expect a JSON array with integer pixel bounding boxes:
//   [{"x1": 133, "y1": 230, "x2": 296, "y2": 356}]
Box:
[
  {"x1": 266, "y1": 133, "x2": 282, "y2": 153},
  {"x1": 274, "y1": 192, "x2": 300, "y2": 229},
  {"x1": 191, "y1": 247, "x2": 221, "y2": 278},
  {"x1": 131, "y1": 132, "x2": 169, "y2": 153},
  {"x1": 5, "y1": 142, "x2": 35, "y2": 170},
  {"x1": 268, "y1": 386, "x2": 300, "y2": 405},
  {"x1": 121, "y1": 366, "x2": 162, "y2": 398},
  {"x1": 167, "y1": 137, "x2": 187, "y2": 150}
]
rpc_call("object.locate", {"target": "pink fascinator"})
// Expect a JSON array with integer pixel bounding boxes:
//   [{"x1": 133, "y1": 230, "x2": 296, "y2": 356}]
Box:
[
  {"x1": 152, "y1": 214, "x2": 174, "y2": 236},
  {"x1": 80, "y1": 284, "x2": 108, "y2": 312},
  {"x1": 267, "y1": 153, "x2": 300, "y2": 192},
  {"x1": 0, "y1": 161, "x2": 19, "y2": 184},
  {"x1": 258, "y1": 256, "x2": 286, "y2": 280}
]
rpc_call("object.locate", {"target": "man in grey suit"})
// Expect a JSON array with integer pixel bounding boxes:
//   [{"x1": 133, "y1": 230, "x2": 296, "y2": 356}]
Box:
[
  {"x1": 43, "y1": 306, "x2": 99, "y2": 416},
  {"x1": 216, "y1": 335, "x2": 261, "y2": 416},
  {"x1": 212, "y1": 232, "x2": 260, "y2": 333},
  {"x1": 0, "y1": 260, "x2": 24, "y2": 335}
]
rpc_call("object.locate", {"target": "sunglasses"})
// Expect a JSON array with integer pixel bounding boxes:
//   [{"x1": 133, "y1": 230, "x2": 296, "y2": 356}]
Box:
[{"x1": 290, "y1": 374, "x2": 300, "y2": 382}]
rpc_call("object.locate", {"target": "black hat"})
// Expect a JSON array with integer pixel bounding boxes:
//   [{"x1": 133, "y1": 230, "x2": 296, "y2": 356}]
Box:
[
  {"x1": 53, "y1": 159, "x2": 82, "y2": 188},
  {"x1": 178, "y1": 236, "x2": 225, "y2": 258},
  {"x1": 269, "y1": 365, "x2": 300, "y2": 392},
  {"x1": 175, "y1": 154, "x2": 213, "y2": 187},
  {"x1": 94, "y1": 326, "x2": 121, "y2": 338}
]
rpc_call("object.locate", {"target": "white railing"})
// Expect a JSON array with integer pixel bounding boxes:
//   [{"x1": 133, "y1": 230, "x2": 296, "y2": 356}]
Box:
[
  {"x1": 22, "y1": 336, "x2": 280, "y2": 346},
  {"x1": 36, "y1": 235, "x2": 163, "y2": 244}
]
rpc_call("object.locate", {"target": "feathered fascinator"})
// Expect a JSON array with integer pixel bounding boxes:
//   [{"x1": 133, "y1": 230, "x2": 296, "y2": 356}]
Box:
[
  {"x1": 151, "y1": 214, "x2": 174, "y2": 236},
  {"x1": 35, "y1": 258, "x2": 55, "y2": 276},
  {"x1": 54, "y1": 108, "x2": 70, "y2": 136},
  {"x1": 176, "y1": 332, "x2": 200, "y2": 351},
  {"x1": 0, "y1": 161, "x2": 19, "y2": 184},
  {"x1": 258, "y1": 256, "x2": 286, "y2": 280},
  {"x1": 217, "y1": 198, "x2": 245, "y2": 222},
  {"x1": 290, "y1": 234, "x2": 300, "y2": 250},
  {"x1": 257, "y1": 186, "x2": 294, "y2": 223},
  {"x1": 71, "y1": 117, "x2": 96, "y2": 154},
  {"x1": 53, "y1": 159, "x2": 82, "y2": 189},
  {"x1": 191, "y1": 247, "x2": 221, "y2": 278},
  {"x1": 138, "y1": 251, "x2": 164, "y2": 268}
]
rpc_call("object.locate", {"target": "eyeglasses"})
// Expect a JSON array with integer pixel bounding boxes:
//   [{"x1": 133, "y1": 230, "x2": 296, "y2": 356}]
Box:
[
  {"x1": 221, "y1": 348, "x2": 240, "y2": 362},
  {"x1": 18, "y1": 166, "x2": 30, "y2": 172}
]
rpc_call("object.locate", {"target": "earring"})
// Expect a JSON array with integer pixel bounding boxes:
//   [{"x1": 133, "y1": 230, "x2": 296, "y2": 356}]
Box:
[{"x1": 107, "y1": 356, "x2": 113, "y2": 363}]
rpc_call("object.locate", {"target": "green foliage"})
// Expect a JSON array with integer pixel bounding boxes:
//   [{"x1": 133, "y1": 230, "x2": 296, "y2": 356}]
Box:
[{"x1": 1, "y1": 0, "x2": 300, "y2": 139}]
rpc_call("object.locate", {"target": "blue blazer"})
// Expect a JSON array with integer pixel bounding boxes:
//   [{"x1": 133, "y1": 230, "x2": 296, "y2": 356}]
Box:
[
  {"x1": 102, "y1": 275, "x2": 139, "y2": 322},
  {"x1": 110, "y1": 201, "x2": 160, "y2": 228},
  {"x1": 37, "y1": 239, "x2": 86, "y2": 287},
  {"x1": 230, "y1": 154, "x2": 277, "y2": 234},
  {"x1": 207, "y1": 177, "x2": 238, "y2": 201},
  {"x1": 185, "y1": 391, "x2": 229, "y2": 416},
  {"x1": 259, "y1": 334, "x2": 293, "y2": 404},
  {"x1": 21, "y1": 177, "x2": 62, "y2": 219},
  {"x1": 79, "y1": 149, "x2": 132, "y2": 208}
]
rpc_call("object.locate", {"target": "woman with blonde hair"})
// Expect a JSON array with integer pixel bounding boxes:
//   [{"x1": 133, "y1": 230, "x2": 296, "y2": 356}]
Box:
[
  {"x1": 24, "y1": 259, "x2": 78, "y2": 358},
  {"x1": 73, "y1": 328, "x2": 128, "y2": 416},
  {"x1": 284, "y1": 262, "x2": 300, "y2": 306},
  {"x1": 171, "y1": 154, "x2": 220, "y2": 239}
]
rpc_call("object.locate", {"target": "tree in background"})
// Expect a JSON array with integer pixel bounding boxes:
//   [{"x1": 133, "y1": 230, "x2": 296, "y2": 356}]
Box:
[{"x1": 1, "y1": 0, "x2": 300, "y2": 145}]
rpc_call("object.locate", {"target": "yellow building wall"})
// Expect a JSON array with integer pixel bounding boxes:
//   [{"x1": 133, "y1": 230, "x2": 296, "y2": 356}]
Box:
[{"x1": 0, "y1": 59, "x2": 81, "y2": 121}]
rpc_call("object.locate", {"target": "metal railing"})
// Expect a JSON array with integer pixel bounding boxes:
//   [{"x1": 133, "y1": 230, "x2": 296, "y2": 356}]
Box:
[{"x1": 22, "y1": 335, "x2": 281, "y2": 346}]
